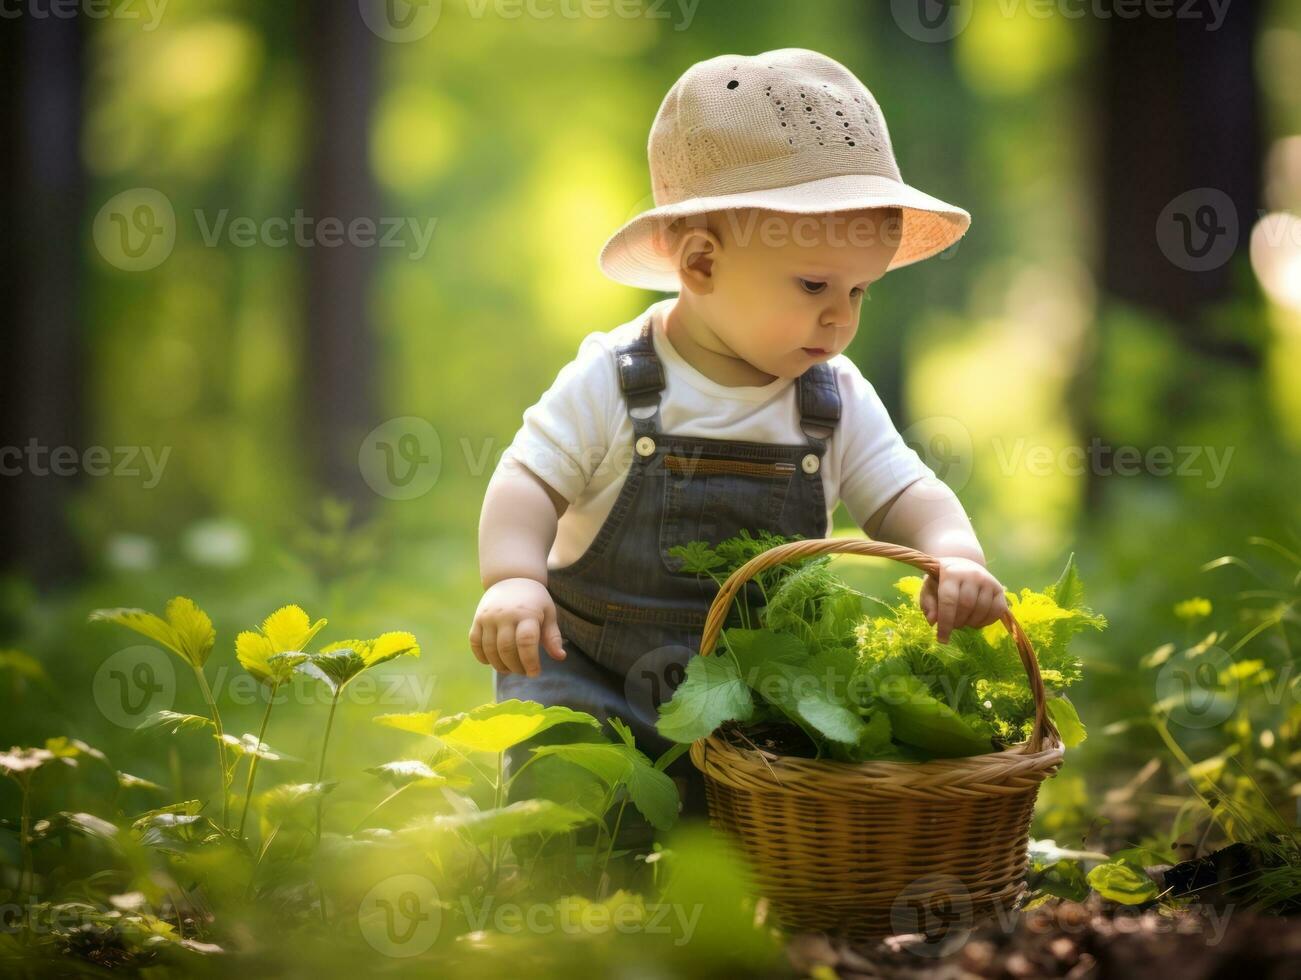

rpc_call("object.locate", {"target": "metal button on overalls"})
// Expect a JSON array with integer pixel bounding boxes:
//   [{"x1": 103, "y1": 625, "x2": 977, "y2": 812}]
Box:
[{"x1": 497, "y1": 314, "x2": 841, "y2": 829}]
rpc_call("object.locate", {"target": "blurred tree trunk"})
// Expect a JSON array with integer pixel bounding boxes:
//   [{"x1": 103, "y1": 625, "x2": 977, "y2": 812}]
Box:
[
  {"x1": 1075, "y1": 3, "x2": 1264, "y2": 512},
  {"x1": 300, "y1": 0, "x2": 379, "y2": 514},
  {"x1": 0, "y1": 14, "x2": 85, "y2": 587},
  {"x1": 859, "y1": 7, "x2": 974, "y2": 423}
]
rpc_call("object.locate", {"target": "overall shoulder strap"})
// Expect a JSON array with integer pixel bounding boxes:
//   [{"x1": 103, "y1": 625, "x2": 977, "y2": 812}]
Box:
[
  {"x1": 796, "y1": 362, "x2": 841, "y2": 452},
  {"x1": 612, "y1": 315, "x2": 664, "y2": 437}
]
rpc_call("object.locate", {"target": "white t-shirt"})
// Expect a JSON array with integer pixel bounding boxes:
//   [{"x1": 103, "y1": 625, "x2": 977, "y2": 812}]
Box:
[{"x1": 500, "y1": 298, "x2": 934, "y2": 570}]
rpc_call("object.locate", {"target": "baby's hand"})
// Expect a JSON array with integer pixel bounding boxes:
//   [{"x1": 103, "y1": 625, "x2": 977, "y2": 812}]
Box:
[
  {"x1": 469, "y1": 578, "x2": 567, "y2": 677},
  {"x1": 918, "y1": 557, "x2": 1010, "y2": 644}
]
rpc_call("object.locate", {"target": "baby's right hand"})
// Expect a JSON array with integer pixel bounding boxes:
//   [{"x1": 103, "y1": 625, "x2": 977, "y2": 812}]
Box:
[{"x1": 469, "y1": 577, "x2": 567, "y2": 677}]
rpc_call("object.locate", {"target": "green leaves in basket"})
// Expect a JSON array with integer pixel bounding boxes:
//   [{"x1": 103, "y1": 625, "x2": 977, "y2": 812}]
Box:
[
  {"x1": 728, "y1": 629, "x2": 867, "y2": 746},
  {"x1": 656, "y1": 654, "x2": 754, "y2": 744},
  {"x1": 872, "y1": 670, "x2": 995, "y2": 758},
  {"x1": 657, "y1": 533, "x2": 1107, "y2": 764},
  {"x1": 1046, "y1": 695, "x2": 1087, "y2": 747}
]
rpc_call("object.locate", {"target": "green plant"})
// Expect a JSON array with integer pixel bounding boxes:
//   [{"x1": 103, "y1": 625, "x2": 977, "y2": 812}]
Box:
[
  {"x1": 656, "y1": 534, "x2": 1105, "y2": 763},
  {"x1": 89, "y1": 599, "x2": 228, "y2": 828},
  {"x1": 232, "y1": 604, "x2": 323, "y2": 839},
  {"x1": 375, "y1": 701, "x2": 680, "y2": 890},
  {"x1": 298, "y1": 631, "x2": 421, "y2": 845}
]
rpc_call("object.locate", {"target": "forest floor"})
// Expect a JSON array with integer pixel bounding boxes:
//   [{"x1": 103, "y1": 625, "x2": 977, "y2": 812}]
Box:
[{"x1": 782, "y1": 895, "x2": 1301, "y2": 979}]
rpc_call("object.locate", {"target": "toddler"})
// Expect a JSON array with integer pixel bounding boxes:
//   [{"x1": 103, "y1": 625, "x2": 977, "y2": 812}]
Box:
[{"x1": 471, "y1": 48, "x2": 1009, "y2": 823}]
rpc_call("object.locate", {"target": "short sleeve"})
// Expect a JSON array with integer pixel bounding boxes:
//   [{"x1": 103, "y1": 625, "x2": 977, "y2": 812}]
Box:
[
  {"x1": 499, "y1": 333, "x2": 618, "y2": 505},
  {"x1": 833, "y1": 360, "x2": 935, "y2": 529}
]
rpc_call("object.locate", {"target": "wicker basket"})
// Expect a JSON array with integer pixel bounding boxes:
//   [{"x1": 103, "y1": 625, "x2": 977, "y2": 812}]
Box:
[{"x1": 688, "y1": 538, "x2": 1065, "y2": 942}]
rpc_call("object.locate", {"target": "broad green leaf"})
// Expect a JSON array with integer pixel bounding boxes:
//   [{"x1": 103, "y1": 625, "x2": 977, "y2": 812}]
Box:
[
  {"x1": 373, "y1": 710, "x2": 440, "y2": 735},
  {"x1": 1035, "y1": 859, "x2": 1090, "y2": 902},
  {"x1": 622, "y1": 758, "x2": 680, "y2": 831},
  {"x1": 257, "y1": 781, "x2": 338, "y2": 830},
  {"x1": 1046, "y1": 696, "x2": 1087, "y2": 747},
  {"x1": 423, "y1": 799, "x2": 596, "y2": 843},
  {"x1": 852, "y1": 710, "x2": 893, "y2": 758},
  {"x1": 529, "y1": 742, "x2": 631, "y2": 788},
  {"x1": 134, "y1": 710, "x2": 215, "y2": 736},
  {"x1": 877, "y1": 673, "x2": 994, "y2": 758},
  {"x1": 657, "y1": 653, "x2": 754, "y2": 744},
  {"x1": 302, "y1": 633, "x2": 421, "y2": 693},
  {"x1": 1086, "y1": 860, "x2": 1159, "y2": 904},
  {"x1": 729, "y1": 629, "x2": 867, "y2": 746},
  {"x1": 432, "y1": 700, "x2": 602, "y2": 754},
  {"x1": 236, "y1": 604, "x2": 324, "y2": 685},
  {"x1": 299, "y1": 648, "x2": 365, "y2": 693},
  {"x1": 528, "y1": 742, "x2": 679, "y2": 831},
  {"x1": 261, "y1": 605, "x2": 327, "y2": 653},
  {"x1": 89, "y1": 597, "x2": 215, "y2": 669}
]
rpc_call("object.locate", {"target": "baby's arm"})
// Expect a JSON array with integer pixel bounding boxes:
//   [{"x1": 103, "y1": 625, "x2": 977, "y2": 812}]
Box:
[
  {"x1": 864, "y1": 477, "x2": 1009, "y2": 644},
  {"x1": 470, "y1": 464, "x2": 571, "y2": 677}
]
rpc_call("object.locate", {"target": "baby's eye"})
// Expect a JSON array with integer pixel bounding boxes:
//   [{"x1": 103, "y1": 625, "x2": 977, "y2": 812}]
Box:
[{"x1": 799, "y1": 278, "x2": 868, "y2": 299}]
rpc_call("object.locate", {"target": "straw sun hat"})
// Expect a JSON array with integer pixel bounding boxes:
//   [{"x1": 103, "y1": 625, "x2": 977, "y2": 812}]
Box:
[{"x1": 598, "y1": 48, "x2": 971, "y2": 292}]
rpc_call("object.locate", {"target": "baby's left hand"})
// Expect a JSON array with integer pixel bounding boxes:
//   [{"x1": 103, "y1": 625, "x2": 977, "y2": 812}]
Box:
[{"x1": 919, "y1": 556, "x2": 1010, "y2": 644}]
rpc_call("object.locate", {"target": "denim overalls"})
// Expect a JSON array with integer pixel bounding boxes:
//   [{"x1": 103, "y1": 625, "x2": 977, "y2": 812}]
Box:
[{"x1": 497, "y1": 313, "x2": 841, "y2": 826}]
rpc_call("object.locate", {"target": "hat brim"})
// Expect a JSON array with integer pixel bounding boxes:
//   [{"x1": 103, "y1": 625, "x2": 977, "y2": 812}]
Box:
[{"x1": 598, "y1": 172, "x2": 971, "y2": 292}]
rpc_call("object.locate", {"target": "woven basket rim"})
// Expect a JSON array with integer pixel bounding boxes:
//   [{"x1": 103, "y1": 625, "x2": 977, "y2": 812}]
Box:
[{"x1": 690, "y1": 724, "x2": 1065, "y2": 794}]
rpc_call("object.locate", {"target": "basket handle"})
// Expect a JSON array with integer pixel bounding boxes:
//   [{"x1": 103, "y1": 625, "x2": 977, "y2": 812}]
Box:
[{"x1": 698, "y1": 538, "x2": 1060, "y2": 754}]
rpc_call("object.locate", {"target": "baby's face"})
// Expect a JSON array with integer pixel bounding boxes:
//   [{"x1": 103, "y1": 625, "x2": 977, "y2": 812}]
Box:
[{"x1": 688, "y1": 207, "x2": 901, "y2": 379}]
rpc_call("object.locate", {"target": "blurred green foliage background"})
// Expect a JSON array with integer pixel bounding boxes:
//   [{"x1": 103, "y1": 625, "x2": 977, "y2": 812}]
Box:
[{"x1": 3, "y1": 0, "x2": 1300, "y2": 862}]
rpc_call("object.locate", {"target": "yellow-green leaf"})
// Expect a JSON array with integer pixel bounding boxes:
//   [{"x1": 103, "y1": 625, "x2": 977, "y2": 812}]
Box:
[{"x1": 89, "y1": 597, "x2": 215, "y2": 669}]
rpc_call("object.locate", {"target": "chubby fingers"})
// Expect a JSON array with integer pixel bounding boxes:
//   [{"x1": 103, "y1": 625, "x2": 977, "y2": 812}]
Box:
[
  {"x1": 935, "y1": 573, "x2": 962, "y2": 643},
  {"x1": 514, "y1": 618, "x2": 543, "y2": 678},
  {"x1": 494, "y1": 622, "x2": 525, "y2": 675},
  {"x1": 920, "y1": 573, "x2": 938, "y2": 624}
]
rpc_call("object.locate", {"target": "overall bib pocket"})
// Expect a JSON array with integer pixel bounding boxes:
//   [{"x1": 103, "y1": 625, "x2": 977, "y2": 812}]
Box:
[{"x1": 658, "y1": 453, "x2": 796, "y2": 576}]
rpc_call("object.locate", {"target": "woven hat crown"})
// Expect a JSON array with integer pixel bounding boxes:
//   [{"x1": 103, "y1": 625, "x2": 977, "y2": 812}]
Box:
[{"x1": 650, "y1": 49, "x2": 902, "y2": 206}]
